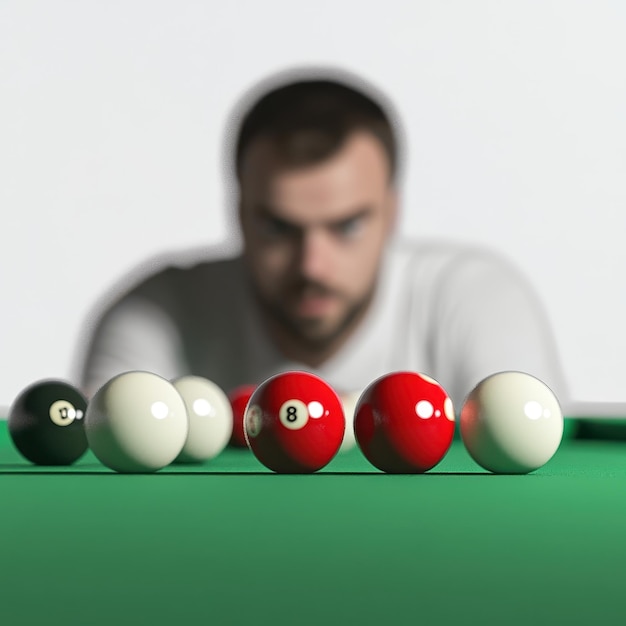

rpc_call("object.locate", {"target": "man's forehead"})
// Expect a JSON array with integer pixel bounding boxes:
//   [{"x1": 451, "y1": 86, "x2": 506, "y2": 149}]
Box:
[{"x1": 239, "y1": 131, "x2": 392, "y2": 216}]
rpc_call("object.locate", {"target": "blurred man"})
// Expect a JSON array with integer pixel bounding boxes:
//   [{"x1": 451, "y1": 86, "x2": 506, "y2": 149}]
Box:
[{"x1": 77, "y1": 71, "x2": 567, "y2": 409}]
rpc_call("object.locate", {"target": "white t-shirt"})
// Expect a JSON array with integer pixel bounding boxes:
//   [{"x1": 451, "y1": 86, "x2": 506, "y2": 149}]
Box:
[{"x1": 77, "y1": 238, "x2": 568, "y2": 410}]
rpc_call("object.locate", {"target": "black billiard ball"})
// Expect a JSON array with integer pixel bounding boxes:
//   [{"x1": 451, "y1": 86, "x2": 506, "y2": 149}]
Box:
[{"x1": 8, "y1": 379, "x2": 88, "y2": 465}]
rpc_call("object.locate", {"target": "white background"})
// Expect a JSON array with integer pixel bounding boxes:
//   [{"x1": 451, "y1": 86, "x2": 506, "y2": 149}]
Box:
[{"x1": 1, "y1": 0, "x2": 625, "y2": 406}]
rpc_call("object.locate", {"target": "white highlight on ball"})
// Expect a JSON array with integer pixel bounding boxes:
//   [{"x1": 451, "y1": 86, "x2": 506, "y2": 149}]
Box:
[
  {"x1": 151, "y1": 401, "x2": 169, "y2": 420},
  {"x1": 416, "y1": 400, "x2": 434, "y2": 419},
  {"x1": 524, "y1": 401, "x2": 544, "y2": 420},
  {"x1": 192, "y1": 398, "x2": 214, "y2": 417},
  {"x1": 308, "y1": 401, "x2": 324, "y2": 419},
  {"x1": 444, "y1": 398, "x2": 455, "y2": 421},
  {"x1": 418, "y1": 373, "x2": 439, "y2": 385}
]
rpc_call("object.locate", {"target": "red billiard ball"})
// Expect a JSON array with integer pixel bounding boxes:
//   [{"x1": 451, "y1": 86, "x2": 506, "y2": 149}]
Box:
[
  {"x1": 228, "y1": 384, "x2": 256, "y2": 448},
  {"x1": 244, "y1": 371, "x2": 345, "y2": 473},
  {"x1": 354, "y1": 371, "x2": 455, "y2": 473}
]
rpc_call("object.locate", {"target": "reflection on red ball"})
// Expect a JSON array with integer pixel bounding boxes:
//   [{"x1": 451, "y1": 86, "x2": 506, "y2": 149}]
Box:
[
  {"x1": 228, "y1": 384, "x2": 256, "y2": 448},
  {"x1": 244, "y1": 371, "x2": 345, "y2": 473},
  {"x1": 354, "y1": 371, "x2": 455, "y2": 473}
]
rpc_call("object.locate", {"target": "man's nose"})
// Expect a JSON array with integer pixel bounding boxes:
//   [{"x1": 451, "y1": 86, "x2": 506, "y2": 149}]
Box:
[{"x1": 298, "y1": 229, "x2": 332, "y2": 282}]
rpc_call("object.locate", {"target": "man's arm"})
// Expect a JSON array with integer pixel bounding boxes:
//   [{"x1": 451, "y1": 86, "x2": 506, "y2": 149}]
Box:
[{"x1": 78, "y1": 296, "x2": 188, "y2": 398}]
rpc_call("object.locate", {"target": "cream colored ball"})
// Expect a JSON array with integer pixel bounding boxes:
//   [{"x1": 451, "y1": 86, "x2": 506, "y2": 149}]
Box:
[
  {"x1": 172, "y1": 376, "x2": 233, "y2": 463},
  {"x1": 338, "y1": 390, "x2": 361, "y2": 453},
  {"x1": 85, "y1": 371, "x2": 188, "y2": 473},
  {"x1": 460, "y1": 371, "x2": 563, "y2": 474}
]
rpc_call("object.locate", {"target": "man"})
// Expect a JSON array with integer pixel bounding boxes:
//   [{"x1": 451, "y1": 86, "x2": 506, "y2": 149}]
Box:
[{"x1": 76, "y1": 71, "x2": 568, "y2": 410}]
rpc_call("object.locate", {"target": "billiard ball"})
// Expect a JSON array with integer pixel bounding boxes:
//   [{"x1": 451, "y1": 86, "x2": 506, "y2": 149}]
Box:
[
  {"x1": 228, "y1": 384, "x2": 256, "y2": 448},
  {"x1": 84, "y1": 371, "x2": 188, "y2": 473},
  {"x1": 354, "y1": 371, "x2": 455, "y2": 473},
  {"x1": 172, "y1": 376, "x2": 233, "y2": 463},
  {"x1": 244, "y1": 371, "x2": 345, "y2": 473},
  {"x1": 338, "y1": 390, "x2": 360, "y2": 452},
  {"x1": 460, "y1": 371, "x2": 563, "y2": 474},
  {"x1": 8, "y1": 379, "x2": 88, "y2": 465}
]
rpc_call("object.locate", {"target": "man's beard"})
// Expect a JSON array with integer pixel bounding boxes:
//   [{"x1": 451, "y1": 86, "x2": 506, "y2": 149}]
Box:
[{"x1": 253, "y1": 279, "x2": 376, "y2": 352}]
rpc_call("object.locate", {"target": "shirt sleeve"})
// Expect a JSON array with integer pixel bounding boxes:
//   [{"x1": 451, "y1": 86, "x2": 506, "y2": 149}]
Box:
[
  {"x1": 429, "y1": 251, "x2": 569, "y2": 411},
  {"x1": 78, "y1": 296, "x2": 187, "y2": 398}
]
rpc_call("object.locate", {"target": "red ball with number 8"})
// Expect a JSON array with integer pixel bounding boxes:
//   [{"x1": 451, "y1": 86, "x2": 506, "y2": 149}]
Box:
[{"x1": 244, "y1": 371, "x2": 345, "y2": 473}]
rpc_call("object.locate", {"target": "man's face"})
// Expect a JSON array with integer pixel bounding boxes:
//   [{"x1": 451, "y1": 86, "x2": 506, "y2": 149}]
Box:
[{"x1": 238, "y1": 131, "x2": 397, "y2": 350}]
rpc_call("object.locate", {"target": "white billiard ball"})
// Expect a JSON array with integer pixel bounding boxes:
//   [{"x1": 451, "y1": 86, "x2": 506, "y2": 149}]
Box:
[
  {"x1": 338, "y1": 390, "x2": 360, "y2": 452},
  {"x1": 85, "y1": 371, "x2": 188, "y2": 473},
  {"x1": 460, "y1": 371, "x2": 563, "y2": 474},
  {"x1": 172, "y1": 376, "x2": 233, "y2": 463}
]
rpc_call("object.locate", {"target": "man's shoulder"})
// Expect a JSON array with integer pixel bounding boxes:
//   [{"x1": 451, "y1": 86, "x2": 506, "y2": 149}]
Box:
[
  {"x1": 388, "y1": 237, "x2": 519, "y2": 276},
  {"x1": 93, "y1": 241, "x2": 245, "y2": 319},
  {"x1": 386, "y1": 237, "x2": 537, "y2": 310},
  {"x1": 121, "y1": 243, "x2": 242, "y2": 291}
]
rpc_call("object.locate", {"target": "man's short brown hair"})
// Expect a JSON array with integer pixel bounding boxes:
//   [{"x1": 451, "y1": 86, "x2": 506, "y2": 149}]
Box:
[{"x1": 233, "y1": 75, "x2": 399, "y2": 182}]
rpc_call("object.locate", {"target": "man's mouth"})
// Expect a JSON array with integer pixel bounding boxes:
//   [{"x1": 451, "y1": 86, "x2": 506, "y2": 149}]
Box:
[
  {"x1": 294, "y1": 293, "x2": 338, "y2": 317},
  {"x1": 285, "y1": 283, "x2": 340, "y2": 317}
]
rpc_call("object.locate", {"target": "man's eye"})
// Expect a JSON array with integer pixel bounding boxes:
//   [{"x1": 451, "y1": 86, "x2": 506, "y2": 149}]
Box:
[
  {"x1": 259, "y1": 218, "x2": 295, "y2": 238},
  {"x1": 335, "y1": 217, "x2": 364, "y2": 238}
]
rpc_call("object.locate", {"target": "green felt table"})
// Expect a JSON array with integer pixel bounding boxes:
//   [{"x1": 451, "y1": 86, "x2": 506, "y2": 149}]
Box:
[{"x1": 1, "y1": 418, "x2": 626, "y2": 626}]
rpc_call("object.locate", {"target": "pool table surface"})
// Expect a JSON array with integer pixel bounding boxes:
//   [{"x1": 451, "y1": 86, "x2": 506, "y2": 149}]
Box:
[{"x1": 1, "y1": 418, "x2": 626, "y2": 626}]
